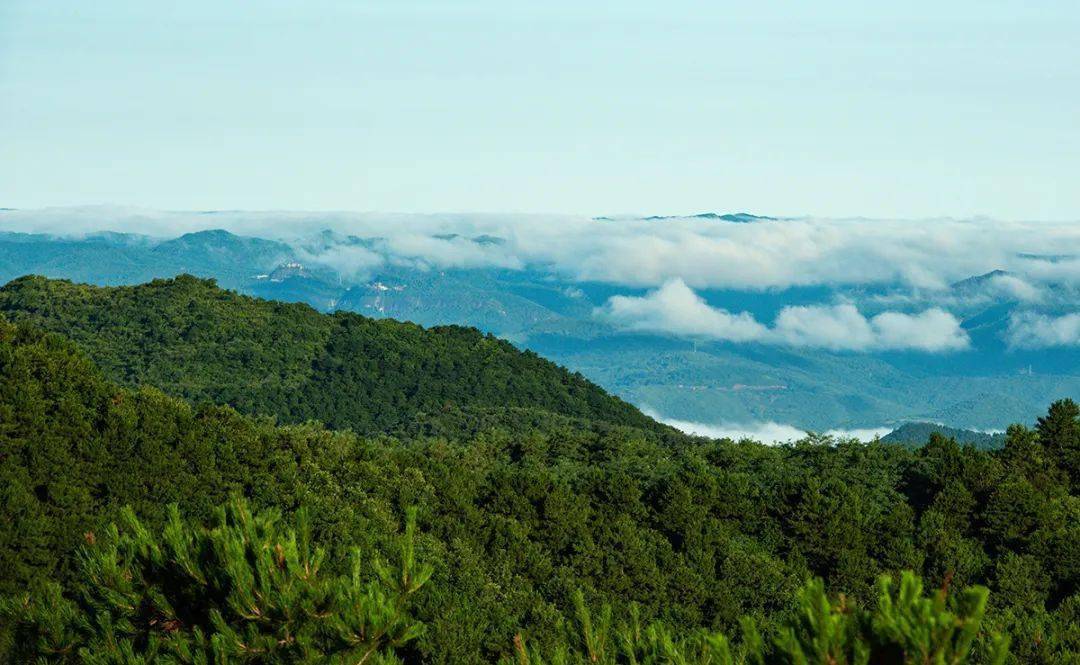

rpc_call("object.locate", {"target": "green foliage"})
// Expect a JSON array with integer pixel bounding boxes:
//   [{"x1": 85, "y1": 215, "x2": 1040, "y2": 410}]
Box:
[
  {"x1": 1036, "y1": 399, "x2": 1080, "y2": 490},
  {"x1": 1, "y1": 498, "x2": 430, "y2": 664},
  {"x1": 880, "y1": 423, "x2": 1005, "y2": 451},
  {"x1": 753, "y1": 572, "x2": 1009, "y2": 665},
  {"x1": 0, "y1": 275, "x2": 659, "y2": 435},
  {"x1": 512, "y1": 573, "x2": 1007, "y2": 665},
  {"x1": 2, "y1": 495, "x2": 1009, "y2": 665},
  {"x1": 1, "y1": 282, "x2": 1079, "y2": 662}
]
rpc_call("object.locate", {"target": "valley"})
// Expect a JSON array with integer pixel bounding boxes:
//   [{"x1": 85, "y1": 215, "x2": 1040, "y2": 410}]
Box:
[{"x1": 2, "y1": 214, "x2": 1076, "y2": 435}]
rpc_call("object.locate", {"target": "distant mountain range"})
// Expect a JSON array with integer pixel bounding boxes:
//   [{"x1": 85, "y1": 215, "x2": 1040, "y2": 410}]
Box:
[
  {"x1": 595, "y1": 212, "x2": 779, "y2": 222},
  {"x1": 1, "y1": 223, "x2": 1076, "y2": 432}
]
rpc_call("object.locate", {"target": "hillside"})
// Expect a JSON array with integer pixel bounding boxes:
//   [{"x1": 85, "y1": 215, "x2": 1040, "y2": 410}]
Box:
[
  {"x1": 0, "y1": 274, "x2": 660, "y2": 435},
  {"x1": 2, "y1": 226, "x2": 1078, "y2": 433},
  {"x1": 2, "y1": 316, "x2": 1079, "y2": 661},
  {"x1": 881, "y1": 422, "x2": 1007, "y2": 449},
  {"x1": 0, "y1": 229, "x2": 291, "y2": 290}
]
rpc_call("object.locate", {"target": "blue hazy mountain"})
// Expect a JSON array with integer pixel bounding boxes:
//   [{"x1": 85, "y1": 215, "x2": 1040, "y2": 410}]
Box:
[
  {"x1": 595, "y1": 211, "x2": 779, "y2": 222},
  {"x1": 0, "y1": 229, "x2": 290, "y2": 289},
  {"x1": 1, "y1": 226, "x2": 1076, "y2": 432},
  {"x1": 333, "y1": 270, "x2": 564, "y2": 333}
]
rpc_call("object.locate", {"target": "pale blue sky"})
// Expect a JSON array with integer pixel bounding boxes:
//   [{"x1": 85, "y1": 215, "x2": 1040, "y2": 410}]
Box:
[{"x1": 2, "y1": 1, "x2": 1078, "y2": 218}]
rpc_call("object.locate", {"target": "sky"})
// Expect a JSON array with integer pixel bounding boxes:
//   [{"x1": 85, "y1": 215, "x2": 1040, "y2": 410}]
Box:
[{"x1": 2, "y1": 1, "x2": 1079, "y2": 218}]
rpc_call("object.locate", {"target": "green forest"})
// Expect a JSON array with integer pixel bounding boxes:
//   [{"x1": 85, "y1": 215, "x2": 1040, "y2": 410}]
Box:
[
  {"x1": 1, "y1": 277, "x2": 1078, "y2": 663},
  {"x1": 0, "y1": 275, "x2": 657, "y2": 435}
]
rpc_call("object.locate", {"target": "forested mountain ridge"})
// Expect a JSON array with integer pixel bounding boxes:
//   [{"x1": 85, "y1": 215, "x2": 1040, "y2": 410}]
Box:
[
  {"x1": 3, "y1": 223, "x2": 1077, "y2": 433},
  {"x1": 881, "y1": 422, "x2": 1007, "y2": 449},
  {"x1": 0, "y1": 274, "x2": 661, "y2": 435},
  {"x1": 1, "y1": 308, "x2": 1079, "y2": 661}
]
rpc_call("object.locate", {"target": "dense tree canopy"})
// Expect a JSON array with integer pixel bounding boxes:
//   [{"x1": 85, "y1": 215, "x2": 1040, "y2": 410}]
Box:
[
  {"x1": 1, "y1": 279, "x2": 1078, "y2": 662},
  {"x1": 2, "y1": 499, "x2": 431, "y2": 664},
  {"x1": 0, "y1": 275, "x2": 659, "y2": 434},
  {"x1": 3, "y1": 495, "x2": 1012, "y2": 665}
]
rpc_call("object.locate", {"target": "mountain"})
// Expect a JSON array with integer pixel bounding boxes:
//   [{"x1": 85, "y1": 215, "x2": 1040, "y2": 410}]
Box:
[
  {"x1": 595, "y1": 211, "x2": 777, "y2": 222},
  {"x1": 0, "y1": 231, "x2": 156, "y2": 286},
  {"x1": 0, "y1": 228, "x2": 291, "y2": 290},
  {"x1": 880, "y1": 422, "x2": 1006, "y2": 449},
  {"x1": 248, "y1": 260, "x2": 345, "y2": 310},
  {"x1": 950, "y1": 269, "x2": 1009, "y2": 291},
  {"x1": 333, "y1": 267, "x2": 568, "y2": 334},
  {"x1": 148, "y1": 229, "x2": 293, "y2": 288},
  {"x1": 1, "y1": 311, "x2": 1077, "y2": 662},
  {"x1": 0, "y1": 274, "x2": 659, "y2": 434},
  {"x1": 1, "y1": 228, "x2": 1077, "y2": 432}
]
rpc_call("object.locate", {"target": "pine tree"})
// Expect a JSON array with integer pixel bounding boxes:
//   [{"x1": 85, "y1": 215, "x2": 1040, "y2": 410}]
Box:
[
  {"x1": 0, "y1": 498, "x2": 431, "y2": 664},
  {"x1": 1035, "y1": 398, "x2": 1080, "y2": 488},
  {"x1": 511, "y1": 572, "x2": 1007, "y2": 665}
]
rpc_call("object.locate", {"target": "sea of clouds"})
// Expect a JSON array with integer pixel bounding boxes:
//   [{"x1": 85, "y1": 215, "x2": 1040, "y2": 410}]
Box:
[
  {"x1": 647, "y1": 411, "x2": 893, "y2": 444},
  {"x1": 594, "y1": 279, "x2": 971, "y2": 352},
  {"x1": 2, "y1": 206, "x2": 1077, "y2": 350},
  {"x1": 653, "y1": 416, "x2": 1007, "y2": 445}
]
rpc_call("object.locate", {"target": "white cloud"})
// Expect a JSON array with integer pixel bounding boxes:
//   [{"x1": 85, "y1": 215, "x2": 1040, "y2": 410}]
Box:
[
  {"x1": 771, "y1": 303, "x2": 876, "y2": 350},
  {"x1": 989, "y1": 274, "x2": 1044, "y2": 303},
  {"x1": 296, "y1": 244, "x2": 384, "y2": 281},
  {"x1": 836, "y1": 426, "x2": 896, "y2": 440},
  {"x1": 381, "y1": 233, "x2": 524, "y2": 271},
  {"x1": 556, "y1": 216, "x2": 1080, "y2": 292},
  {"x1": 653, "y1": 414, "x2": 890, "y2": 444},
  {"x1": 595, "y1": 279, "x2": 768, "y2": 341},
  {"x1": 597, "y1": 280, "x2": 970, "y2": 352},
  {"x1": 766, "y1": 302, "x2": 969, "y2": 351},
  {"x1": 1019, "y1": 256, "x2": 1080, "y2": 285},
  {"x1": 662, "y1": 418, "x2": 807, "y2": 443},
  {"x1": 1007, "y1": 312, "x2": 1080, "y2": 348},
  {"x1": 2, "y1": 207, "x2": 1077, "y2": 293},
  {"x1": 868, "y1": 308, "x2": 970, "y2": 351}
]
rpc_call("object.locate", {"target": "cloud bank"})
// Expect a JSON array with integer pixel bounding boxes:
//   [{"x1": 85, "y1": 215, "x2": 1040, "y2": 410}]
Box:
[
  {"x1": 596, "y1": 280, "x2": 768, "y2": 342},
  {"x1": 653, "y1": 413, "x2": 892, "y2": 444},
  {"x1": 1007, "y1": 312, "x2": 1080, "y2": 349},
  {"x1": 988, "y1": 273, "x2": 1045, "y2": 303},
  {"x1": 596, "y1": 279, "x2": 970, "y2": 352},
  {"x1": 1, "y1": 207, "x2": 1077, "y2": 294},
  {"x1": 4, "y1": 207, "x2": 1073, "y2": 354}
]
